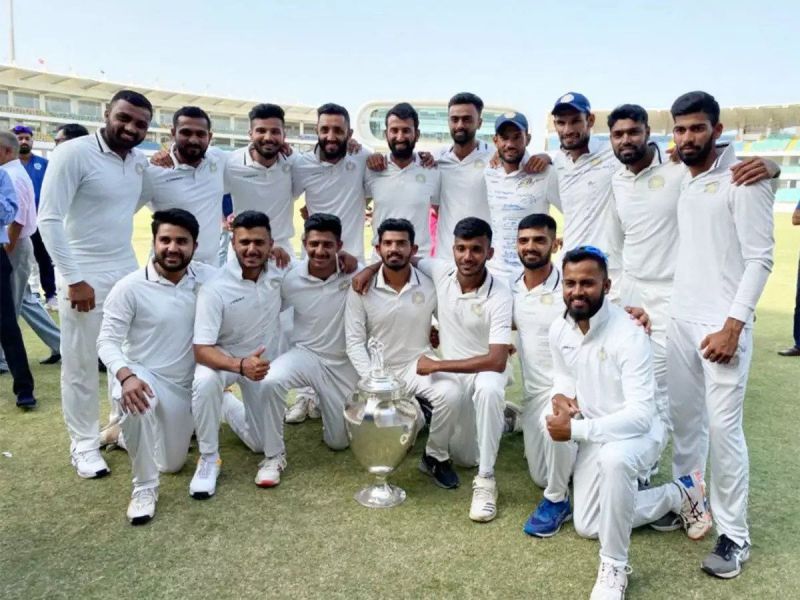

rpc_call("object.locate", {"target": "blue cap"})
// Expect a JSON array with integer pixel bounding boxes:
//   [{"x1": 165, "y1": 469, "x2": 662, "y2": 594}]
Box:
[
  {"x1": 12, "y1": 124, "x2": 33, "y2": 135},
  {"x1": 494, "y1": 111, "x2": 529, "y2": 133},
  {"x1": 551, "y1": 92, "x2": 591, "y2": 115}
]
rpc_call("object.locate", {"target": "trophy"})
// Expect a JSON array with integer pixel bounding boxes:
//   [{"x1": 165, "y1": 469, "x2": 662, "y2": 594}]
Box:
[{"x1": 343, "y1": 339, "x2": 419, "y2": 508}]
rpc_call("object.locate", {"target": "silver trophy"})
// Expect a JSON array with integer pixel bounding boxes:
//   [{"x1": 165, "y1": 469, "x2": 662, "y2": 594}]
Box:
[{"x1": 344, "y1": 338, "x2": 419, "y2": 508}]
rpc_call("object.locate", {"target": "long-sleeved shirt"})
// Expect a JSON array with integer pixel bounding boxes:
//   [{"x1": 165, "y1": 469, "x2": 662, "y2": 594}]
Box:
[
  {"x1": 38, "y1": 131, "x2": 148, "y2": 284},
  {"x1": 97, "y1": 260, "x2": 217, "y2": 388},
  {"x1": 0, "y1": 169, "x2": 18, "y2": 244},
  {"x1": 0, "y1": 159, "x2": 36, "y2": 239},
  {"x1": 549, "y1": 300, "x2": 656, "y2": 444},
  {"x1": 670, "y1": 144, "x2": 774, "y2": 326},
  {"x1": 345, "y1": 266, "x2": 437, "y2": 377}
]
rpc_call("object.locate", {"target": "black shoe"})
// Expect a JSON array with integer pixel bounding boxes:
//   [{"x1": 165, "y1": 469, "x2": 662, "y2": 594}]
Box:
[
  {"x1": 98, "y1": 358, "x2": 107, "y2": 373},
  {"x1": 649, "y1": 510, "x2": 682, "y2": 532},
  {"x1": 777, "y1": 346, "x2": 800, "y2": 357},
  {"x1": 418, "y1": 454, "x2": 459, "y2": 489},
  {"x1": 40, "y1": 352, "x2": 61, "y2": 365},
  {"x1": 0, "y1": 367, "x2": 7, "y2": 375},
  {"x1": 16, "y1": 394, "x2": 37, "y2": 409}
]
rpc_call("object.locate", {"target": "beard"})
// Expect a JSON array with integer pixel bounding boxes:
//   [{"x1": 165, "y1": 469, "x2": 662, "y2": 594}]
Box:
[
  {"x1": 105, "y1": 124, "x2": 144, "y2": 151},
  {"x1": 319, "y1": 139, "x2": 347, "y2": 161},
  {"x1": 253, "y1": 140, "x2": 280, "y2": 160},
  {"x1": 567, "y1": 292, "x2": 604, "y2": 322},
  {"x1": 388, "y1": 139, "x2": 415, "y2": 161},
  {"x1": 559, "y1": 131, "x2": 590, "y2": 151},
  {"x1": 18, "y1": 144, "x2": 31, "y2": 155},
  {"x1": 381, "y1": 253, "x2": 410, "y2": 271},
  {"x1": 614, "y1": 143, "x2": 648, "y2": 165},
  {"x1": 518, "y1": 252, "x2": 550, "y2": 270},
  {"x1": 451, "y1": 128, "x2": 475, "y2": 145},
  {"x1": 176, "y1": 141, "x2": 206, "y2": 163},
  {"x1": 154, "y1": 251, "x2": 191, "y2": 273},
  {"x1": 676, "y1": 136, "x2": 714, "y2": 166}
]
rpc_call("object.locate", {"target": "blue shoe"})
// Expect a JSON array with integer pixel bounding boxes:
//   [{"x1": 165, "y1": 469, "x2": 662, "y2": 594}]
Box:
[
  {"x1": 523, "y1": 497, "x2": 572, "y2": 537},
  {"x1": 16, "y1": 394, "x2": 37, "y2": 409}
]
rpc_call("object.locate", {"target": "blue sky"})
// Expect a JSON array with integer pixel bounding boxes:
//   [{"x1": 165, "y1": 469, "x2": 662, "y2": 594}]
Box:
[{"x1": 5, "y1": 0, "x2": 799, "y2": 141}]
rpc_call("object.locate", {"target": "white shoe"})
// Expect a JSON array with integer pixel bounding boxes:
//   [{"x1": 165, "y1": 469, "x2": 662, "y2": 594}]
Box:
[
  {"x1": 99, "y1": 422, "x2": 121, "y2": 449},
  {"x1": 676, "y1": 470, "x2": 713, "y2": 540},
  {"x1": 285, "y1": 396, "x2": 309, "y2": 424},
  {"x1": 71, "y1": 449, "x2": 111, "y2": 479},
  {"x1": 45, "y1": 296, "x2": 59, "y2": 312},
  {"x1": 469, "y1": 475, "x2": 497, "y2": 522},
  {"x1": 255, "y1": 454, "x2": 287, "y2": 487},
  {"x1": 590, "y1": 560, "x2": 631, "y2": 600},
  {"x1": 189, "y1": 456, "x2": 221, "y2": 499},
  {"x1": 307, "y1": 396, "x2": 321, "y2": 420},
  {"x1": 127, "y1": 487, "x2": 158, "y2": 525}
]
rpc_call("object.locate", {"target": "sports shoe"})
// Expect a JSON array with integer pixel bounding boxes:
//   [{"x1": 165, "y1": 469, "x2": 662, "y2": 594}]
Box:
[
  {"x1": 701, "y1": 534, "x2": 751, "y2": 579},
  {"x1": 127, "y1": 487, "x2": 158, "y2": 525},
  {"x1": 189, "y1": 456, "x2": 221, "y2": 499},
  {"x1": 45, "y1": 296, "x2": 59, "y2": 312},
  {"x1": 503, "y1": 402, "x2": 522, "y2": 433},
  {"x1": 16, "y1": 394, "x2": 37, "y2": 409},
  {"x1": 675, "y1": 470, "x2": 713, "y2": 540},
  {"x1": 71, "y1": 449, "x2": 111, "y2": 479},
  {"x1": 649, "y1": 510, "x2": 682, "y2": 532},
  {"x1": 590, "y1": 560, "x2": 632, "y2": 600},
  {"x1": 307, "y1": 395, "x2": 321, "y2": 420},
  {"x1": 285, "y1": 396, "x2": 309, "y2": 424},
  {"x1": 469, "y1": 475, "x2": 498, "y2": 522},
  {"x1": 100, "y1": 422, "x2": 121, "y2": 449},
  {"x1": 523, "y1": 497, "x2": 572, "y2": 537},
  {"x1": 418, "y1": 453, "x2": 459, "y2": 489},
  {"x1": 255, "y1": 454, "x2": 286, "y2": 487},
  {"x1": 39, "y1": 352, "x2": 61, "y2": 365}
]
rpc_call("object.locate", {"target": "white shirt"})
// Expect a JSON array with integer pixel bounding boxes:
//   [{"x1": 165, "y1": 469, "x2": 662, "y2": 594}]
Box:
[
  {"x1": 418, "y1": 258, "x2": 512, "y2": 360},
  {"x1": 549, "y1": 300, "x2": 656, "y2": 444},
  {"x1": 140, "y1": 146, "x2": 224, "y2": 265},
  {"x1": 485, "y1": 157, "x2": 561, "y2": 279},
  {"x1": 194, "y1": 257, "x2": 284, "y2": 359},
  {"x1": 364, "y1": 155, "x2": 440, "y2": 257},
  {"x1": 97, "y1": 260, "x2": 217, "y2": 388},
  {"x1": 435, "y1": 141, "x2": 493, "y2": 261},
  {"x1": 512, "y1": 266, "x2": 565, "y2": 400},
  {"x1": 292, "y1": 149, "x2": 369, "y2": 262},
  {"x1": 38, "y1": 131, "x2": 148, "y2": 284},
  {"x1": 552, "y1": 145, "x2": 618, "y2": 258},
  {"x1": 225, "y1": 147, "x2": 295, "y2": 255},
  {"x1": 345, "y1": 266, "x2": 437, "y2": 377},
  {"x1": 607, "y1": 151, "x2": 685, "y2": 283},
  {"x1": 280, "y1": 260, "x2": 360, "y2": 362},
  {"x1": 670, "y1": 144, "x2": 774, "y2": 326},
  {"x1": 1, "y1": 159, "x2": 36, "y2": 239}
]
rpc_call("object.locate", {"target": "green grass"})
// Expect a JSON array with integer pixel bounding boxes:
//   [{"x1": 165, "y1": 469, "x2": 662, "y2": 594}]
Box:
[{"x1": 1, "y1": 213, "x2": 798, "y2": 599}]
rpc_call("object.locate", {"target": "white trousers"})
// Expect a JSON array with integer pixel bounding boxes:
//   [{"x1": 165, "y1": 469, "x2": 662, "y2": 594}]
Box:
[
  {"x1": 114, "y1": 368, "x2": 194, "y2": 491},
  {"x1": 192, "y1": 364, "x2": 279, "y2": 457},
  {"x1": 441, "y1": 370, "x2": 507, "y2": 476},
  {"x1": 542, "y1": 412, "x2": 679, "y2": 564},
  {"x1": 667, "y1": 317, "x2": 753, "y2": 545},
  {"x1": 394, "y1": 362, "x2": 461, "y2": 462},
  {"x1": 60, "y1": 269, "x2": 132, "y2": 452},
  {"x1": 521, "y1": 389, "x2": 551, "y2": 488},
  {"x1": 262, "y1": 347, "x2": 360, "y2": 453}
]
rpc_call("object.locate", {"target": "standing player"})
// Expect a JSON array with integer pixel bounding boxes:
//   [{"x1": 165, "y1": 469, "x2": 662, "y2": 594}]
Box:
[
  {"x1": 97, "y1": 209, "x2": 215, "y2": 525},
  {"x1": 539, "y1": 247, "x2": 712, "y2": 599},
  {"x1": 363, "y1": 103, "x2": 440, "y2": 258},
  {"x1": 346, "y1": 218, "x2": 460, "y2": 488},
  {"x1": 485, "y1": 112, "x2": 560, "y2": 280},
  {"x1": 667, "y1": 91, "x2": 774, "y2": 578},
  {"x1": 38, "y1": 90, "x2": 152, "y2": 478}
]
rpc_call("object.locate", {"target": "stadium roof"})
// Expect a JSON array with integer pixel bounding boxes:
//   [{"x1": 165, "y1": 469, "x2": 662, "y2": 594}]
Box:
[{"x1": 0, "y1": 64, "x2": 318, "y2": 121}]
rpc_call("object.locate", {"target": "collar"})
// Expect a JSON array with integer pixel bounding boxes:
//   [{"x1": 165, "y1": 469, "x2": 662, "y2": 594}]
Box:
[
  {"x1": 448, "y1": 267, "x2": 495, "y2": 298},
  {"x1": 300, "y1": 257, "x2": 342, "y2": 282},
  {"x1": 444, "y1": 140, "x2": 489, "y2": 163},
  {"x1": 564, "y1": 297, "x2": 611, "y2": 339},
  {"x1": 169, "y1": 144, "x2": 206, "y2": 171},
  {"x1": 224, "y1": 256, "x2": 267, "y2": 282},
  {"x1": 95, "y1": 130, "x2": 114, "y2": 154},
  {"x1": 374, "y1": 265, "x2": 421, "y2": 294},
  {"x1": 0, "y1": 158, "x2": 22, "y2": 173},
  {"x1": 515, "y1": 263, "x2": 560, "y2": 294},
  {"x1": 243, "y1": 145, "x2": 285, "y2": 170},
  {"x1": 619, "y1": 144, "x2": 664, "y2": 180},
  {"x1": 385, "y1": 153, "x2": 421, "y2": 171},
  {"x1": 686, "y1": 143, "x2": 737, "y2": 182},
  {"x1": 144, "y1": 259, "x2": 196, "y2": 287}
]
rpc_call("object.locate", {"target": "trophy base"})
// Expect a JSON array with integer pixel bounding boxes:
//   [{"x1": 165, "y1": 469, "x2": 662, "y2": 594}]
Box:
[{"x1": 354, "y1": 482, "x2": 406, "y2": 508}]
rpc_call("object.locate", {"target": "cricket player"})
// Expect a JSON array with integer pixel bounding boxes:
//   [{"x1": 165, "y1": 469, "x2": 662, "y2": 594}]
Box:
[
  {"x1": 189, "y1": 211, "x2": 286, "y2": 498},
  {"x1": 38, "y1": 89, "x2": 153, "y2": 479},
  {"x1": 531, "y1": 247, "x2": 712, "y2": 599},
  {"x1": 345, "y1": 218, "x2": 461, "y2": 488},
  {"x1": 667, "y1": 91, "x2": 774, "y2": 578},
  {"x1": 97, "y1": 209, "x2": 216, "y2": 525}
]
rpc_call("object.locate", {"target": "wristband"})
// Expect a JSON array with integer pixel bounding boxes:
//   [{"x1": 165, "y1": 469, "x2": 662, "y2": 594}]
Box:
[
  {"x1": 120, "y1": 373, "x2": 137, "y2": 386},
  {"x1": 239, "y1": 358, "x2": 245, "y2": 375}
]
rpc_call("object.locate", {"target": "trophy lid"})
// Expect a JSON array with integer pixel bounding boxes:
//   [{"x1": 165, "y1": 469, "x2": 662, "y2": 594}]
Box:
[{"x1": 358, "y1": 338, "x2": 403, "y2": 394}]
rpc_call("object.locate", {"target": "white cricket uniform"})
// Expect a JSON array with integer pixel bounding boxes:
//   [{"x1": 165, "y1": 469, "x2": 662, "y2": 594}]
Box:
[
  {"x1": 435, "y1": 141, "x2": 493, "y2": 261},
  {"x1": 292, "y1": 149, "x2": 369, "y2": 262},
  {"x1": 191, "y1": 257, "x2": 285, "y2": 457},
  {"x1": 484, "y1": 157, "x2": 561, "y2": 281},
  {"x1": 38, "y1": 131, "x2": 148, "y2": 453},
  {"x1": 97, "y1": 261, "x2": 216, "y2": 490},
  {"x1": 364, "y1": 155, "x2": 440, "y2": 257},
  {"x1": 417, "y1": 258, "x2": 512, "y2": 475},
  {"x1": 262, "y1": 260, "x2": 361, "y2": 453},
  {"x1": 667, "y1": 144, "x2": 774, "y2": 546},
  {"x1": 552, "y1": 145, "x2": 620, "y2": 275},
  {"x1": 139, "y1": 146, "x2": 224, "y2": 265},
  {"x1": 545, "y1": 301, "x2": 681, "y2": 566},
  {"x1": 511, "y1": 266, "x2": 565, "y2": 486},
  {"x1": 344, "y1": 266, "x2": 460, "y2": 461},
  {"x1": 607, "y1": 153, "x2": 686, "y2": 431},
  {"x1": 224, "y1": 147, "x2": 295, "y2": 256}
]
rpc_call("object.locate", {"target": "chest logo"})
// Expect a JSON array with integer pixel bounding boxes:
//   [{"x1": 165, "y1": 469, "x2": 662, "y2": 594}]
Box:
[
  {"x1": 470, "y1": 303, "x2": 484, "y2": 316},
  {"x1": 704, "y1": 182, "x2": 719, "y2": 194},
  {"x1": 34, "y1": 162, "x2": 43, "y2": 171},
  {"x1": 412, "y1": 291, "x2": 425, "y2": 305},
  {"x1": 415, "y1": 174, "x2": 426, "y2": 184},
  {"x1": 209, "y1": 162, "x2": 218, "y2": 173},
  {"x1": 270, "y1": 279, "x2": 281, "y2": 289},
  {"x1": 339, "y1": 279, "x2": 351, "y2": 291},
  {"x1": 135, "y1": 163, "x2": 145, "y2": 175},
  {"x1": 282, "y1": 163, "x2": 291, "y2": 173},
  {"x1": 541, "y1": 293, "x2": 553, "y2": 305},
  {"x1": 345, "y1": 161, "x2": 356, "y2": 171},
  {"x1": 591, "y1": 157, "x2": 602, "y2": 167},
  {"x1": 474, "y1": 159, "x2": 485, "y2": 170},
  {"x1": 598, "y1": 347, "x2": 607, "y2": 361},
  {"x1": 648, "y1": 175, "x2": 665, "y2": 190}
]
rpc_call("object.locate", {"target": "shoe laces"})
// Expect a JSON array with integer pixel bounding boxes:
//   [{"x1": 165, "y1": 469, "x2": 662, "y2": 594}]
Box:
[
  {"x1": 712, "y1": 534, "x2": 738, "y2": 560},
  {"x1": 131, "y1": 487, "x2": 157, "y2": 508},
  {"x1": 598, "y1": 562, "x2": 632, "y2": 591},
  {"x1": 197, "y1": 458, "x2": 217, "y2": 479},
  {"x1": 76, "y1": 448, "x2": 102, "y2": 463},
  {"x1": 472, "y1": 480, "x2": 495, "y2": 502},
  {"x1": 259, "y1": 455, "x2": 286, "y2": 471}
]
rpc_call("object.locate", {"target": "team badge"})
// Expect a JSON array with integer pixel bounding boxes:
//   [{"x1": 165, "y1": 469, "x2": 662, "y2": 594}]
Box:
[
  {"x1": 503, "y1": 111, "x2": 517, "y2": 118},
  {"x1": 339, "y1": 279, "x2": 351, "y2": 291},
  {"x1": 412, "y1": 291, "x2": 425, "y2": 305},
  {"x1": 591, "y1": 157, "x2": 602, "y2": 167},
  {"x1": 416, "y1": 174, "x2": 426, "y2": 184},
  {"x1": 560, "y1": 94, "x2": 574, "y2": 103},
  {"x1": 474, "y1": 159, "x2": 485, "y2": 170},
  {"x1": 34, "y1": 162, "x2": 42, "y2": 171},
  {"x1": 648, "y1": 175, "x2": 665, "y2": 190},
  {"x1": 541, "y1": 293, "x2": 553, "y2": 305},
  {"x1": 704, "y1": 182, "x2": 719, "y2": 194},
  {"x1": 470, "y1": 303, "x2": 484, "y2": 316},
  {"x1": 135, "y1": 163, "x2": 145, "y2": 175},
  {"x1": 270, "y1": 279, "x2": 280, "y2": 289},
  {"x1": 282, "y1": 163, "x2": 291, "y2": 173},
  {"x1": 598, "y1": 348, "x2": 607, "y2": 361},
  {"x1": 345, "y1": 161, "x2": 356, "y2": 171},
  {"x1": 209, "y1": 162, "x2": 218, "y2": 173},
  {"x1": 518, "y1": 177, "x2": 533, "y2": 188}
]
